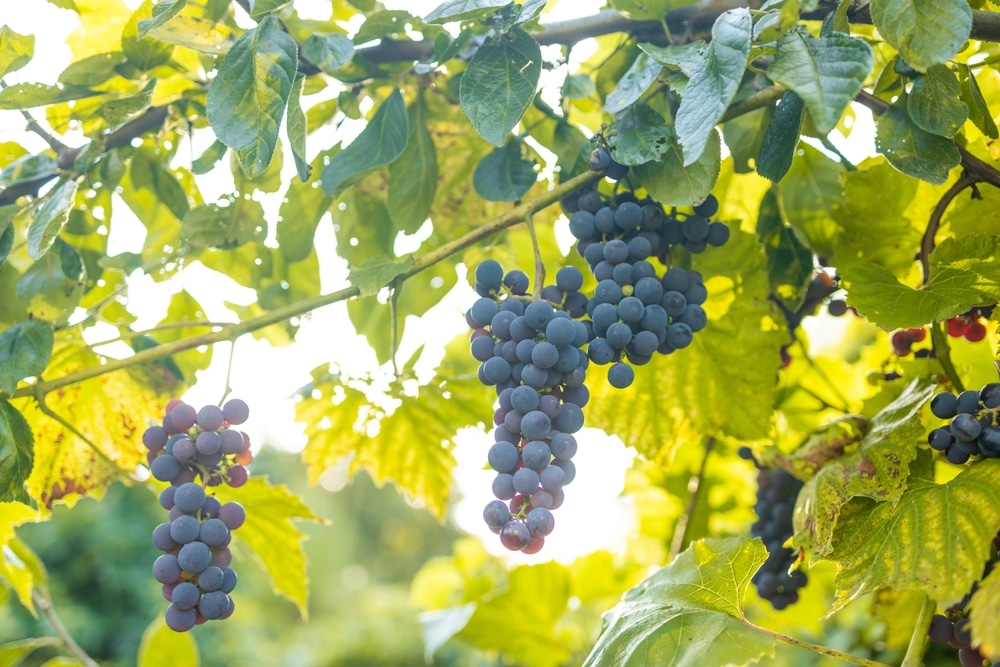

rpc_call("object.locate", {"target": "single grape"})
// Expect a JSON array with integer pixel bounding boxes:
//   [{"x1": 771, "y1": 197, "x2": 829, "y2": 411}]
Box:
[
  {"x1": 178, "y1": 541, "x2": 212, "y2": 574},
  {"x1": 143, "y1": 426, "x2": 168, "y2": 452},
  {"x1": 930, "y1": 392, "x2": 958, "y2": 419},
  {"x1": 219, "y1": 502, "x2": 246, "y2": 530},
  {"x1": 499, "y1": 521, "x2": 531, "y2": 551},
  {"x1": 488, "y1": 441, "x2": 520, "y2": 474},
  {"x1": 476, "y1": 260, "x2": 504, "y2": 289},
  {"x1": 220, "y1": 567, "x2": 238, "y2": 594},
  {"x1": 608, "y1": 362, "x2": 634, "y2": 389},
  {"x1": 199, "y1": 518, "x2": 231, "y2": 548},
  {"x1": 153, "y1": 554, "x2": 182, "y2": 584},
  {"x1": 174, "y1": 483, "x2": 207, "y2": 514},
  {"x1": 165, "y1": 604, "x2": 197, "y2": 632},
  {"x1": 171, "y1": 581, "x2": 200, "y2": 611},
  {"x1": 693, "y1": 194, "x2": 719, "y2": 217},
  {"x1": 198, "y1": 566, "x2": 225, "y2": 592},
  {"x1": 199, "y1": 590, "x2": 231, "y2": 620},
  {"x1": 526, "y1": 508, "x2": 555, "y2": 537},
  {"x1": 483, "y1": 500, "x2": 511, "y2": 530},
  {"x1": 169, "y1": 404, "x2": 198, "y2": 431},
  {"x1": 197, "y1": 405, "x2": 225, "y2": 431},
  {"x1": 150, "y1": 454, "x2": 181, "y2": 482},
  {"x1": 952, "y1": 413, "x2": 982, "y2": 442},
  {"x1": 222, "y1": 398, "x2": 250, "y2": 425},
  {"x1": 955, "y1": 390, "x2": 981, "y2": 415},
  {"x1": 219, "y1": 429, "x2": 244, "y2": 455}
]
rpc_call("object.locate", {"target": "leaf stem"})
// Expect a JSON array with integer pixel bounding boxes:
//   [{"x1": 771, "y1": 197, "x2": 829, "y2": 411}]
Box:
[
  {"x1": 742, "y1": 619, "x2": 894, "y2": 667},
  {"x1": 901, "y1": 594, "x2": 935, "y2": 667},
  {"x1": 669, "y1": 435, "x2": 714, "y2": 560},
  {"x1": 31, "y1": 586, "x2": 100, "y2": 667},
  {"x1": 7, "y1": 170, "x2": 602, "y2": 401},
  {"x1": 930, "y1": 322, "x2": 965, "y2": 393},
  {"x1": 218, "y1": 341, "x2": 236, "y2": 407},
  {"x1": 524, "y1": 210, "x2": 545, "y2": 300},
  {"x1": 389, "y1": 277, "x2": 403, "y2": 379}
]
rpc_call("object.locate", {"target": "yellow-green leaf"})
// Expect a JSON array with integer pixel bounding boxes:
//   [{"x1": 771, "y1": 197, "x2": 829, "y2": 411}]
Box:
[
  {"x1": 212, "y1": 477, "x2": 324, "y2": 618},
  {"x1": 0, "y1": 26, "x2": 35, "y2": 79},
  {"x1": 137, "y1": 616, "x2": 199, "y2": 667},
  {"x1": 0, "y1": 502, "x2": 41, "y2": 613},
  {"x1": 969, "y1": 564, "x2": 1000, "y2": 660}
]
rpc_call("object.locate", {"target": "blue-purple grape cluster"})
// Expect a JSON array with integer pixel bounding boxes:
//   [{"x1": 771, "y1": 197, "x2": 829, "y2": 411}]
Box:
[
  {"x1": 741, "y1": 447, "x2": 808, "y2": 610},
  {"x1": 561, "y1": 156, "x2": 730, "y2": 388},
  {"x1": 468, "y1": 260, "x2": 588, "y2": 553},
  {"x1": 143, "y1": 398, "x2": 251, "y2": 631},
  {"x1": 927, "y1": 382, "x2": 1000, "y2": 464}
]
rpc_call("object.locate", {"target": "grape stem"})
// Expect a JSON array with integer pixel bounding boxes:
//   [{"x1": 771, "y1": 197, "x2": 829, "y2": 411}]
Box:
[
  {"x1": 524, "y1": 210, "x2": 545, "y2": 300},
  {"x1": 218, "y1": 341, "x2": 236, "y2": 407},
  {"x1": 742, "y1": 619, "x2": 894, "y2": 667},
  {"x1": 900, "y1": 594, "x2": 935, "y2": 667},
  {"x1": 930, "y1": 322, "x2": 966, "y2": 394},
  {"x1": 5, "y1": 169, "x2": 603, "y2": 402},
  {"x1": 31, "y1": 586, "x2": 100, "y2": 667},
  {"x1": 668, "y1": 436, "x2": 714, "y2": 560},
  {"x1": 919, "y1": 173, "x2": 979, "y2": 285},
  {"x1": 389, "y1": 277, "x2": 403, "y2": 379}
]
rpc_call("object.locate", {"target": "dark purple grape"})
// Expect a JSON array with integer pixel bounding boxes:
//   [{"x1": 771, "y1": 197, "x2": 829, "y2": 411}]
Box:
[
  {"x1": 197, "y1": 405, "x2": 225, "y2": 431},
  {"x1": 930, "y1": 392, "x2": 959, "y2": 419},
  {"x1": 222, "y1": 398, "x2": 249, "y2": 425}
]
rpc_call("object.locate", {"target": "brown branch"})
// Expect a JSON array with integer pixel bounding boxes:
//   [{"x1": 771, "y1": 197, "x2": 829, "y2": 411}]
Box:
[
  {"x1": 919, "y1": 173, "x2": 978, "y2": 284},
  {"x1": 7, "y1": 169, "x2": 603, "y2": 400}
]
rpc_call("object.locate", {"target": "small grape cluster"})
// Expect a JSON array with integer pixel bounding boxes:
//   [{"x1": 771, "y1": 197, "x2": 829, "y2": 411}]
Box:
[
  {"x1": 890, "y1": 327, "x2": 929, "y2": 357},
  {"x1": 928, "y1": 532, "x2": 1000, "y2": 667},
  {"x1": 927, "y1": 383, "x2": 1000, "y2": 464},
  {"x1": 467, "y1": 260, "x2": 587, "y2": 553},
  {"x1": 143, "y1": 398, "x2": 251, "y2": 631},
  {"x1": 560, "y1": 147, "x2": 730, "y2": 388},
  {"x1": 946, "y1": 305, "x2": 994, "y2": 343},
  {"x1": 741, "y1": 447, "x2": 808, "y2": 610}
]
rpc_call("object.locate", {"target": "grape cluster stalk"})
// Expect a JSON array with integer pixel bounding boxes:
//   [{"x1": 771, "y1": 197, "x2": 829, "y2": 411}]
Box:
[{"x1": 143, "y1": 398, "x2": 251, "y2": 631}]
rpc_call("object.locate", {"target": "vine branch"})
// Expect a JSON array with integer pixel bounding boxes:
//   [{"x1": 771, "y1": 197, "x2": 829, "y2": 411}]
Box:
[
  {"x1": 668, "y1": 435, "x2": 714, "y2": 560},
  {"x1": 32, "y1": 587, "x2": 100, "y2": 667},
  {"x1": 6, "y1": 169, "x2": 602, "y2": 401},
  {"x1": 919, "y1": 173, "x2": 978, "y2": 284}
]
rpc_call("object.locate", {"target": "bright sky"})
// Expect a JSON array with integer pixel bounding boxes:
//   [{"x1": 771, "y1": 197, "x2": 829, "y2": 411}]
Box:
[{"x1": 0, "y1": 0, "x2": 640, "y2": 564}]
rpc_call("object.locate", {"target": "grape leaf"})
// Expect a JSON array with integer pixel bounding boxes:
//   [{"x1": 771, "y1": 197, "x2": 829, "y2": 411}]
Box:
[
  {"x1": 424, "y1": 0, "x2": 510, "y2": 25},
  {"x1": 586, "y1": 227, "x2": 785, "y2": 458},
  {"x1": 136, "y1": 0, "x2": 185, "y2": 39},
  {"x1": 779, "y1": 143, "x2": 844, "y2": 258},
  {"x1": 870, "y1": 0, "x2": 971, "y2": 72},
  {"x1": 130, "y1": 151, "x2": 189, "y2": 221},
  {"x1": 472, "y1": 139, "x2": 536, "y2": 202},
  {"x1": 58, "y1": 52, "x2": 127, "y2": 87},
  {"x1": 756, "y1": 188, "x2": 814, "y2": 310},
  {"x1": 674, "y1": 8, "x2": 752, "y2": 166},
  {"x1": 212, "y1": 478, "x2": 324, "y2": 618},
  {"x1": 767, "y1": 30, "x2": 872, "y2": 134},
  {"x1": 0, "y1": 502, "x2": 42, "y2": 612},
  {"x1": 607, "y1": 103, "x2": 673, "y2": 167},
  {"x1": 957, "y1": 63, "x2": 999, "y2": 140},
  {"x1": 27, "y1": 179, "x2": 78, "y2": 260},
  {"x1": 300, "y1": 33, "x2": 354, "y2": 75},
  {"x1": 826, "y1": 459, "x2": 1000, "y2": 613},
  {"x1": 756, "y1": 90, "x2": 804, "y2": 182},
  {"x1": 145, "y1": 14, "x2": 236, "y2": 55},
  {"x1": 877, "y1": 94, "x2": 961, "y2": 185},
  {"x1": 0, "y1": 220, "x2": 12, "y2": 269},
  {"x1": 0, "y1": 639, "x2": 61, "y2": 665},
  {"x1": 459, "y1": 27, "x2": 540, "y2": 147},
  {"x1": 583, "y1": 537, "x2": 774, "y2": 667},
  {"x1": 0, "y1": 399, "x2": 33, "y2": 503},
  {"x1": 0, "y1": 320, "x2": 53, "y2": 396},
  {"x1": 0, "y1": 26, "x2": 35, "y2": 79},
  {"x1": 638, "y1": 41, "x2": 705, "y2": 78},
  {"x1": 275, "y1": 150, "x2": 335, "y2": 262},
  {"x1": 842, "y1": 233, "x2": 1000, "y2": 331},
  {"x1": 791, "y1": 377, "x2": 934, "y2": 558},
  {"x1": 347, "y1": 256, "x2": 416, "y2": 298},
  {"x1": 388, "y1": 102, "x2": 438, "y2": 233},
  {"x1": 320, "y1": 89, "x2": 408, "y2": 196},
  {"x1": 605, "y1": 52, "x2": 662, "y2": 114},
  {"x1": 206, "y1": 14, "x2": 298, "y2": 179},
  {"x1": 633, "y1": 129, "x2": 721, "y2": 207},
  {"x1": 181, "y1": 200, "x2": 266, "y2": 249},
  {"x1": 907, "y1": 65, "x2": 968, "y2": 139},
  {"x1": 137, "y1": 617, "x2": 199, "y2": 667},
  {"x1": 969, "y1": 564, "x2": 1000, "y2": 660}
]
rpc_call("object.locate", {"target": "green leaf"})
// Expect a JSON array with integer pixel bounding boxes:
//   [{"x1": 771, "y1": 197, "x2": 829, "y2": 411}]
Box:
[
  {"x1": 0, "y1": 27, "x2": 35, "y2": 79},
  {"x1": 285, "y1": 76, "x2": 310, "y2": 182},
  {"x1": 130, "y1": 152, "x2": 189, "y2": 221},
  {"x1": 843, "y1": 233, "x2": 1000, "y2": 330},
  {"x1": 0, "y1": 639, "x2": 60, "y2": 666},
  {"x1": 826, "y1": 459, "x2": 1000, "y2": 613},
  {"x1": 473, "y1": 139, "x2": 535, "y2": 201},
  {"x1": 192, "y1": 139, "x2": 228, "y2": 175},
  {"x1": 348, "y1": 256, "x2": 416, "y2": 298},
  {"x1": 181, "y1": 200, "x2": 266, "y2": 249},
  {"x1": 206, "y1": 14, "x2": 298, "y2": 179},
  {"x1": 907, "y1": 65, "x2": 968, "y2": 138},
  {"x1": 58, "y1": 52, "x2": 127, "y2": 87},
  {"x1": 515, "y1": 0, "x2": 547, "y2": 27},
  {"x1": 870, "y1": 0, "x2": 971, "y2": 72},
  {"x1": 0, "y1": 321, "x2": 53, "y2": 396},
  {"x1": 0, "y1": 154, "x2": 59, "y2": 189},
  {"x1": 212, "y1": 478, "x2": 324, "y2": 618},
  {"x1": 561, "y1": 73, "x2": 594, "y2": 99},
  {"x1": 586, "y1": 226, "x2": 784, "y2": 457},
  {"x1": 0, "y1": 221, "x2": 12, "y2": 269},
  {"x1": 277, "y1": 149, "x2": 335, "y2": 262},
  {"x1": 388, "y1": 101, "x2": 438, "y2": 234},
  {"x1": 122, "y1": 0, "x2": 175, "y2": 70},
  {"x1": 957, "y1": 63, "x2": 999, "y2": 140},
  {"x1": 137, "y1": 617, "x2": 198, "y2": 667},
  {"x1": 605, "y1": 52, "x2": 662, "y2": 114},
  {"x1": 674, "y1": 8, "x2": 752, "y2": 166},
  {"x1": 583, "y1": 537, "x2": 775, "y2": 667},
  {"x1": 300, "y1": 33, "x2": 354, "y2": 75},
  {"x1": 754, "y1": 0, "x2": 802, "y2": 43},
  {"x1": 767, "y1": 30, "x2": 872, "y2": 134},
  {"x1": 27, "y1": 179, "x2": 78, "y2": 260},
  {"x1": 722, "y1": 102, "x2": 772, "y2": 174},
  {"x1": 0, "y1": 83, "x2": 98, "y2": 110},
  {"x1": 777, "y1": 143, "x2": 844, "y2": 256},
  {"x1": 0, "y1": 400, "x2": 33, "y2": 502},
  {"x1": 459, "y1": 27, "x2": 541, "y2": 147},
  {"x1": 144, "y1": 14, "x2": 235, "y2": 55},
  {"x1": 756, "y1": 188, "x2": 813, "y2": 310},
  {"x1": 611, "y1": 0, "x2": 698, "y2": 21},
  {"x1": 638, "y1": 41, "x2": 705, "y2": 78},
  {"x1": 791, "y1": 378, "x2": 934, "y2": 557},
  {"x1": 320, "y1": 89, "x2": 408, "y2": 196},
  {"x1": 969, "y1": 564, "x2": 1000, "y2": 660},
  {"x1": 756, "y1": 90, "x2": 805, "y2": 182},
  {"x1": 248, "y1": 0, "x2": 292, "y2": 20},
  {"x1": 15, "y1": 240, "x2": 84, "y2": 325},
  {"x1": 424, "y1": 0, "x2": 509, "y2": 24},
  {"x1": 136, "y1": 0, "x2": 186, "y2": 39},
  {"x1": 101, "y1": 81, "x2": 155, "y2": 132},
  {"x1": 634, "y1": 129, "x2": 721, "y2": 207},
  {"x1": 607, "y1": 103, "x2": 673, "y2": 167}
]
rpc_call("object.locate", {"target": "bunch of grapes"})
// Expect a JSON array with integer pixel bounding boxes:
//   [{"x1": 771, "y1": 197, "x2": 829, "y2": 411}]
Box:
[
  {"x1": 143, "y1": 398, "x2": 251, "y2": 631},
  {"x1": 926, "y1": 383, "x2": 1000, "y2": 464},
  {"x1": 946, "y1": 305, "x2": 994, "y2": 343},
  {"x1": 467, "y1": 260, "x2": 588, "y2": 553},
  {"x1": 891, "y1": 327, "x2": 929, "y2": 357},
  {"x1": 741, "y1": 447, "x2": 808, "y2": 610},
  {"x1": 558, "y1": 146, "x2": 730, "y2": 388}
]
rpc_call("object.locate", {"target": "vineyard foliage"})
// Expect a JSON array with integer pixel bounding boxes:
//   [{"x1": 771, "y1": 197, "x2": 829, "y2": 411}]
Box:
[{"x1": 1, "y1": 0, "x2": 1000, "y2": 665}]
